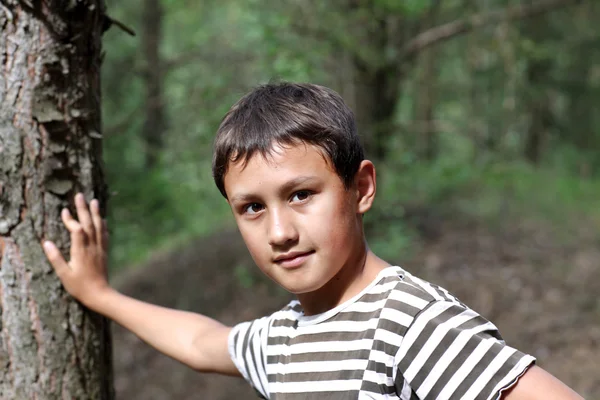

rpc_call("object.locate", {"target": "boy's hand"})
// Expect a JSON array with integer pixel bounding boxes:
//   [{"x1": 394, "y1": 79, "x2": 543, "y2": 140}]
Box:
[{"x1": 43, "y1": 193, "x2": 110, "y2": 308}]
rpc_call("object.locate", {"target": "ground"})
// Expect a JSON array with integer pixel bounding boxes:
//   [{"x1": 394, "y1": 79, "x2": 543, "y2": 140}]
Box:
[{"x1": 111, "y1": 214, "x2": 599, "y2": 399}]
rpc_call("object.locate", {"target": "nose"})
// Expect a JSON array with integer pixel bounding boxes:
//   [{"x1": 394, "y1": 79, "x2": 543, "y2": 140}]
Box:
[{"x1": 267, "y1": 208, "x2": 299, "y2": 247}]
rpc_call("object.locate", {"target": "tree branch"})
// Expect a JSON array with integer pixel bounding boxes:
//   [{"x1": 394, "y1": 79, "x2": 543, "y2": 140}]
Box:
[
  {"x1": 163, "y1": 50, "x2": 253, "y2": 72},
  {"x1": 102, "y1": 14, "x2": 136, "y2": 36},
  {"x1": 402, "y1": 0, "x2": 581, "y2": 57}
]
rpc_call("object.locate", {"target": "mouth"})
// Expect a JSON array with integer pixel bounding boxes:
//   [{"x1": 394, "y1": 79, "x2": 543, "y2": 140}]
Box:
[{"x1": 273, "y1": 250, "x2": 315, "y2": 268}]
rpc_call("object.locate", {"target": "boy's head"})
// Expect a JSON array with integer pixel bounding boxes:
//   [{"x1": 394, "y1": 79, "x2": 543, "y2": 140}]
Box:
[
  {"x1": 212, "y1": 82, "x2": 377, "y2": 301},
  {"x1": 212, "y1": 82, "x2": 364, "y2": 198}
]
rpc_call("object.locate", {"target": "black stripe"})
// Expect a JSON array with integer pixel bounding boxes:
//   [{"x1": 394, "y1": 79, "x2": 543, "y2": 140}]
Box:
[
  {"x1": 378, "y1": 315, "x2": 411, "y2": 334},
  {"x1": 479, "y1": 349, "x2": 530, "y2": 400},
  {"x1": 271, "y1": 317, "x2": 300, "y2": 328},
  {"x1": 408, "y1": 314, "x2": 476, "y2": 392},
  {"x1": 451, "y1": 341, "x2": 505, "y2": 399},
  {"x1": 385, "y1": 298, "x2": 422, "y2": 317},
  {"x1": 331, "y1": 309, "x2": 383, "y2": 322},
  {"x1": 268, "y1": 348, "x2": 373, "y2": 364},
  {"x1": 398, "y1": 303, "x2": 466, "y2": 373},
  {"x1": 270, "y1": 390, "x2": 360, "y2": 400},
  {"x1": 268, "y1": 368, "x2": 365, "y2": 383},
  {"x1": 424, "y1": 330, "x2": 492, "y2": 398},
  {"x1": 394, "y1": 280, "x2": 437, "y2": 303},
  {"x1": 248, "y1": 321, "x2": 267, "y2": 396},
  {"x1": 360, "y1": 380, "x2": 396, "y2": 395}
]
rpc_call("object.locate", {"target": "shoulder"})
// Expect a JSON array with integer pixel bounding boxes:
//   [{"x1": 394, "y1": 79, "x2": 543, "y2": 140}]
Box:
[
  {"x1": 230, "y1": 299, "x2": 301, "y2": 340},
  {"x1": 377, "y1": 267, "x2": 463, "y2": 317},
  {"x1": 395, "y1": 268, "x2": 465, "y2": 305},
  {"x1": 371, "y1": 268, "x2": 487, "y2": 344}
]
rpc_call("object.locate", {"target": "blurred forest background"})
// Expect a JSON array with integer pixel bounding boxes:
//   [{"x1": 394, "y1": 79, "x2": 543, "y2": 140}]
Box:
[{"x1": 99, "y1": 0, "x2": 600, "y2": 398}]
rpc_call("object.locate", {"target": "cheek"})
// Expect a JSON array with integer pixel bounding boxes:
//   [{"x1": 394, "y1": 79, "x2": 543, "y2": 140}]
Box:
[{"x1": 311, "y1": 193, "x2": 356, "y2": 250}]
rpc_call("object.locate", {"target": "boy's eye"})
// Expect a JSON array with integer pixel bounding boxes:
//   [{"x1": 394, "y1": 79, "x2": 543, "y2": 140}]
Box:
[
  {"x1": 291, "y1": 191, "x2": 311, "y2": 202},
  {"x1": 244, "y1": 203, "x2": 264, "y2": 215}
]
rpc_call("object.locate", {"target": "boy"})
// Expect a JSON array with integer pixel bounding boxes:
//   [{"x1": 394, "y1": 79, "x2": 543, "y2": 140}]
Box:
[{"x1": 43, "y1": 82, "x2": 582, "y2": 399}]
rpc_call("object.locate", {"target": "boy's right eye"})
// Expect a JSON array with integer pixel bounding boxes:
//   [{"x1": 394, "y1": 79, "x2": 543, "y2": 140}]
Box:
[{"x1": 244, "y1": 203, "x2": 264, "y2": 215}]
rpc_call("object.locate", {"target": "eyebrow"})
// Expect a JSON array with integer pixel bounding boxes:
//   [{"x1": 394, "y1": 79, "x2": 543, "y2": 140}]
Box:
[{"x1": 229, "y1": 175, "x2": 320, "y2": 204}]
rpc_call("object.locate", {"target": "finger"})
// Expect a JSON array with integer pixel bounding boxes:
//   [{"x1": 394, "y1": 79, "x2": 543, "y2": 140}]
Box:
[
  {"x1": 90, "y1": 200, "x2": 105, "y2": 249},
  {"x1": 68, "y1": 223, "x2": 87, "y2": 261},
  {"x1": 61, "y1": 208, "x2": 83, "y2": 234},
  {"x1": 43, "y1": 241, "x2": 71, "y2": 279},
  {"x1": 101, "y1": 219, "x2": 109, "y2": 252},
  {"x1": 75, "y1": 193, "x2": 95, "y2": 242}
]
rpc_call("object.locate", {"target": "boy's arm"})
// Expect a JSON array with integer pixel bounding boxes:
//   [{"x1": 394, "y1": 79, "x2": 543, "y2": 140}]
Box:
[
  {"x1": 502, "y1": 365, "x2": 583, "y2": 400},
  {"x1": 43, "y1": 193, "x2": 240, "y2": 376}
]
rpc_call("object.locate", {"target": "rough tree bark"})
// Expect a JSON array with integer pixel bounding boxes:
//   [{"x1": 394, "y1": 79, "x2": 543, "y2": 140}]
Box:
[{"x1": 0, "y1": 1, "x2": 113, "y2": 399}]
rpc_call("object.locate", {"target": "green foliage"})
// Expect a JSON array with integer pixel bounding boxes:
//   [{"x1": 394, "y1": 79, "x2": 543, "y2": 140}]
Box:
[{"x1": 100, "y1": 0, "x2": 599, "y2": 270}]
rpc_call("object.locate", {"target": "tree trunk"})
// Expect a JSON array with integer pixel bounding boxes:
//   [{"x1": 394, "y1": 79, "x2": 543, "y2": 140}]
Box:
[
  {"x1": 141, "y1": 0, "x2": 166, "y2": 168},
  {"x1": 523, "y1": 74, "x2": 552, "y2": 165},
  {"x1": 0, "y1": 2, "x2": 113, "y2": 399},
  {"x1": 353, "y1": 62, "x2": 400, "y2": 161},
  {"x1": 414, "y1": 47, "x2": 438, "y2": 161},
  {"x1": 522, "y1": 18, "x2": 554, "y2": 165},
  {"x1": 350, "y1": 13, "x2": 401, "y2": 161},
  {"x1": 413, "y1": 1, "x2": 441, "y2": 161}
]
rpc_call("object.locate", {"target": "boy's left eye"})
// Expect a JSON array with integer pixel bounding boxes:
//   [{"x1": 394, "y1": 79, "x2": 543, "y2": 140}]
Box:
[{"x1": 291, "y1": 191, "x2": 311, "y2": 202}]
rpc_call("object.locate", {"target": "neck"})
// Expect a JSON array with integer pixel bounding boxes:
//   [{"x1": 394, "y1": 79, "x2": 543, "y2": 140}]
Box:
[{"x1": 297, "y1": 246, "x2": 389, "y2": 316}]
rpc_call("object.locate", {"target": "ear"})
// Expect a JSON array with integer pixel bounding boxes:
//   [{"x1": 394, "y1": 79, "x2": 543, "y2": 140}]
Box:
[{"x1": 354, "y1": 160, "x2": 376, "y2": 214}]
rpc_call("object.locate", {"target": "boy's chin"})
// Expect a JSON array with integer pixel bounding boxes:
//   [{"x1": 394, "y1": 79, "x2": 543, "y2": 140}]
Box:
[{"x1": 271, "y1": 274, "x2": 326, "y2": 296}]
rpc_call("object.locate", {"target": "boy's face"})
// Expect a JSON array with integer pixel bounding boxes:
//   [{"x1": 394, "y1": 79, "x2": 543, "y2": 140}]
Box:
[{"x1": 224, "y1": 143, "x2": 373, "y2": 296}]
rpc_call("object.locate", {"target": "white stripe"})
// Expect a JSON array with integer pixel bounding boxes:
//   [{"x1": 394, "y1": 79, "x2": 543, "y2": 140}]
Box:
[
  {"x1": 436, "y1": 337, "x2": 497, "y2": 399},
  {"x1": 388, "y1": 289, "x2": 431, "y2": 309},
  {"x1": 252, "y1": 324, "x2": 268, "y2": 396},
  {"x1": 417, "y1": 321, "x2": 497, "y2": 397},
  {"x1": 369, "y1": 349, "x2": 396, "y2": 366},
  {"x1": 488, "y1": 355, "x2": 536, "y2": 400},
  {"x1": 400, "y1": 379, "x2": 412, "y2": 400},
  {"x1": 270, "y1": 317, "x2": 380, "y2": 337},
  {"x1": 244, "y1": 332, "x2": 263, "y2": 396},
  {"x1": 271, "y1": 379, "x2": 362, "y2": 393},
  {"x1": 394, "y1": 301, "x2": 455, "y2": 362},
  {"x1": 374, "y1": 328, "x2": 404, "y2": 347},
  {"x1": 266, "y1": 350, "x2": 395, "y2": 375},
  {"x1": 267, "y1": 338, "x2": 374, "y2": 356},
  {"x1": 267, "y1": 359, "x2": 368, "y2": 375},
  {"x1": 380, "y1": 307, "x2": 413, "y2": 327},
  {"x1": 235, "y1": 323, "x2": 250, "y2": 378},
  {"x1": 462, "y1": 346, "x2": 516, "y2": 400},
  {"x1": 412, "y1": 277, "x2": 445, "y2": 301},
  {"x1": 359, "y1": 391, "x2": 399, "y2": 400},
  {"x1": 368, "y1": 279, "x2": 403, "y2": 294},
  {"x1": 343, "y1": 298, "x2": 388, "y2": 313},
  {"x1": 276, "y1": 308, "x2": 303, "y2": 321},
  {"x1": 403, "y1": 308, "x2": 476, "y2": 381},
  {"x1": 229, "y1": 323, "x2": 248, "y2": 379},
  {"x1": 436, "y1": 284, "x2": 461, "y2": 303},
  {"x1": 363, "y1": 369, "x2": 394, "y2": 386}
]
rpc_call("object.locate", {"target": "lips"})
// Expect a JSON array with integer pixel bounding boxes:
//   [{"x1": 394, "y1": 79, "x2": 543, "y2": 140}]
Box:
[{"x1": 273, "y1": 250, "x2": 315, "y2": 268}]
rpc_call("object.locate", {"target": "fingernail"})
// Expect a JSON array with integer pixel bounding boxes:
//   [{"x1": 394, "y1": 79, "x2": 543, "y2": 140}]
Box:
[{"x1": 43, "y1": 241, "x2": 52, "y2": 250}]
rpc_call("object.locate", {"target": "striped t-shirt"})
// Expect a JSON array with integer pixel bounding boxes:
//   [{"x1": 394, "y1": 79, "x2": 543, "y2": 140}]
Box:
[{"x1": 228, "y1": 266, "x2": 535, "y2": 399}]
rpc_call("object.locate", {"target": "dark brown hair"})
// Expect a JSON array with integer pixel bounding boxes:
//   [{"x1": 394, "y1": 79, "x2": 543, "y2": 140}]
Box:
[{"x1": 212, "y1": 82, "x2": 364, "y2": 198}]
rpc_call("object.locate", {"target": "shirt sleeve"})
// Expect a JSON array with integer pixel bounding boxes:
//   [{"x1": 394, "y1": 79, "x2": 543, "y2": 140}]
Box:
[
  {"x1": 394, "y1": 300, "x2": 536, "y2": 400},
  {"x1": 228, "y1": 315, "x2": 272, "y2": 399}
]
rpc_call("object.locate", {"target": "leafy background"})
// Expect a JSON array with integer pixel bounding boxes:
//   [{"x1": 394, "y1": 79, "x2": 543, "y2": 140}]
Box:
[{"x1": 99, "y1": 0, "x2": 599, "y2": 397}]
